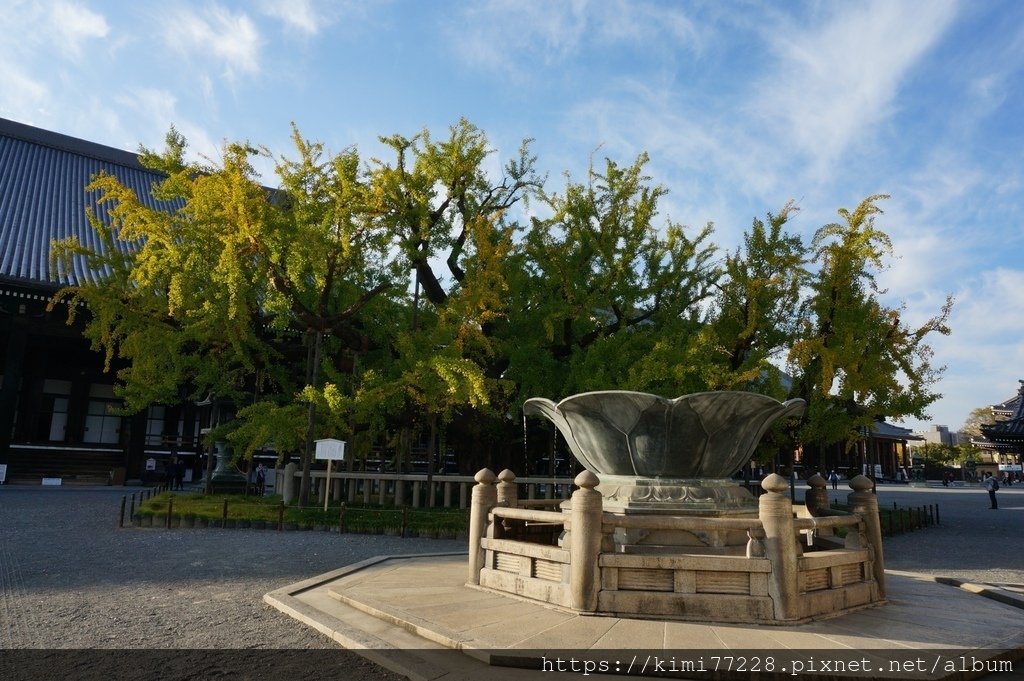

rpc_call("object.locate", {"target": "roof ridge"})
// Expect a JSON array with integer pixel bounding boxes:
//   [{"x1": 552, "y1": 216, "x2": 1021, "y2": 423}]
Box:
[{"x1": 0, "y1": 117, "x2": 145, "y2": 171}]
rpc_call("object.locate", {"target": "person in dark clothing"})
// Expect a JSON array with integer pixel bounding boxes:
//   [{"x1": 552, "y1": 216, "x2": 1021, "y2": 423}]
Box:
[
  {"x1": 173, "y1": 457, "x2": 186, "y2": 491},
  {"x1": 255, "y1": 463, "x2": 266, "y2": 496}
]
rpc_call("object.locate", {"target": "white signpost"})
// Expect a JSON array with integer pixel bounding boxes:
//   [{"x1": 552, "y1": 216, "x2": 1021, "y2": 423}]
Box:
[{"x1": 315, "y1": 438, "x2": 346, "y2": 511}]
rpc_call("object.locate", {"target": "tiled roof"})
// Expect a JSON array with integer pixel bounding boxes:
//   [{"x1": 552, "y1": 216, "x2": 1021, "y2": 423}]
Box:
[
  {"x1": 0, "y1": 118, "x2": 171, "y2": 289},
  {"x1": 870, "y1": 420, "x2": 922, "y2": 441},
  {"x1": 981, "y1": 418, "x2": 1024, "y2": 443},
  {"x1": 992, "y1": 394, "x2": 1020, "y2": 416},
  {"x1": 981, "y1": 380, "x2": 1024, "y2": 443}
]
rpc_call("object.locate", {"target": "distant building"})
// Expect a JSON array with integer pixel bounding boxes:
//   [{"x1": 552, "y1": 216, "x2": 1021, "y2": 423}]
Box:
[
  {"x1": 0, "y1": 118, "x2": 206, "y2": 485},
  {"x1": 979, "y1": 380, "x2": 1024, "y2": 479},
  {"x1": 917, "y1": 424, "x2": 959, "y2": 447}
]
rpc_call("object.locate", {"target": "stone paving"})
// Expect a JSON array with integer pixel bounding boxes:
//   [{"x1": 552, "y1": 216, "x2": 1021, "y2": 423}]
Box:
[
  {"x1": 268, "y1": 483, "x2": 1024, "y2": 681},
  {"x1": 2, "y1": 482, "x2": 1023, "y2": 681}
]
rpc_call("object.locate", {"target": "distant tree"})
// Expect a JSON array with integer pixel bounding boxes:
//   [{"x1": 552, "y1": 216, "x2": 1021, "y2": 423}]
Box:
[
  {"x1": 916, "y1": 442, "x2": 957, "y2": 467},
  {"x1": 961, "y1": 404, "x2": 1007, "y2": 440},
  {"x1": 954, "y1": 442, "x2": 983, "y2": 465},
  {"x1": 787, "y1": 196, "x2": 953, "y2": 460}
]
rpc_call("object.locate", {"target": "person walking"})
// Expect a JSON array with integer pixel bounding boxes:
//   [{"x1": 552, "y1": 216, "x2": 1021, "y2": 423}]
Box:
[
  {"x1": 828, "y1": 470, "x2": 840, "y2": 490},
  {"x1": 982, "y1": 472, "x2": 999, "y2": 510},
  {"x1": 255, "y1": 463, "x2": 267, "y2": 496}
]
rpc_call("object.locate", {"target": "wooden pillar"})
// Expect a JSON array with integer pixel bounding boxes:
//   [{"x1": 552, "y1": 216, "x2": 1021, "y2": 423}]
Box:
[{"x1": 0, "y1": 322, "x2": 28, "y2": 465}]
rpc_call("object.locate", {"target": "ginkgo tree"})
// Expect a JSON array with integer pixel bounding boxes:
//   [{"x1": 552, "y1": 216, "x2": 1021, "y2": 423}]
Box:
[
  {"x1": 52, "y1": 126, "x2": 405, "y2": 504},
  {"x1": 786, "y1": 195, "x2": 953, "y2": 463},
  {"x1": 50, "y1": 121, "x2": 954, "y2": 493}
]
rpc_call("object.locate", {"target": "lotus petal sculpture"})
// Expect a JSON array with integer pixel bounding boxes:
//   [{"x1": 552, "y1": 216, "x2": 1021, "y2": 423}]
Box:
[{"x1": 524, "y1": 391, "x2": 805, "y2": 479}]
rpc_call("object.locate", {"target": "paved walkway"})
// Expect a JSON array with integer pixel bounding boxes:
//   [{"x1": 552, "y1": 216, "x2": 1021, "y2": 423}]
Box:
[
  {"x1": 268, "y1": 554, "x2": 1024, "y2": 681},
  {"x1": 3, "y1": 483, "x2": 1024, "y2": 681},
  {"x1": 265, "y1": 485, "x2": 1024, "y2": 681}
]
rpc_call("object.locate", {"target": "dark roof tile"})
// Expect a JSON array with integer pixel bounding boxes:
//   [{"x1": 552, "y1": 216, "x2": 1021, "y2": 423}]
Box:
[{"x1": 0, "y1": 118, "x2": 172, "y2": 289}]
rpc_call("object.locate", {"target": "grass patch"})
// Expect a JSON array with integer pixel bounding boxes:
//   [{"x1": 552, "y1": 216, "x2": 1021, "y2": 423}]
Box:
[{"x1": 137, "y1": 492, "x2": 467, "y2": 536}]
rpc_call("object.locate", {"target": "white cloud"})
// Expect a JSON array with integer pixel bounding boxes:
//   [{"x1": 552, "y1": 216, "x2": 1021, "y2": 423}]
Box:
[
  {"x1": 162, "y1": 5, "x2": 262, "y2": 79},
  {"x1": 258, "y1": 0, "x2": 323, "y2": 36},
  {"x1": 114, "y1": 88, "x2": 220, "y2": 163},
  {"x1": 897, "y1": 266, "x2": 1024, "y2": 429},
  {"x1": 449, "y1": 0, "x2": 701, "y2": 79},
  {"x1": 752, "y1": 0, "x2": 958, "y2": 178},
  {"x1": 49, "y1": 1, "x2": 109, "y2": 57},
  {"x1": 0, "y1": 66, "x2": 50, "y2": 122}
]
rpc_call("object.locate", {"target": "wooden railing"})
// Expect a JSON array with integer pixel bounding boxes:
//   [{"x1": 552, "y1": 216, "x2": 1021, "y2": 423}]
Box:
[{"x1": 281, "y1": 465, "x2": 576, "y2": 509}]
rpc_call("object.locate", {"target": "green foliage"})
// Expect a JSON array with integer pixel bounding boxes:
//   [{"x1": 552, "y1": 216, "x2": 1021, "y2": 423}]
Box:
[
  {"x1": 915, "y1": 442, "x2": 958, "y2": 467},
  {"x1": 516, "y1": 153, "x2": 718, "y2": 400},
  {"x1": 786, "y1": 196, "x2": 952, "y2": 451},
  {"x1": 697, "y1": 201, "x2": 806, "y2": 394},
  {"x1": 51, "y1": 121, "x2": 953, "y2": 476}
]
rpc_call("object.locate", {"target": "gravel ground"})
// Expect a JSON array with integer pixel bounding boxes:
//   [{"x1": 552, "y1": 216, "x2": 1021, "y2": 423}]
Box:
[
  {"x1": 2, "y1": 483, "x2": 1022, "y2": 681},
  {"x1": 861, "y1": 484, "x2": 1024, "y2": 586},
  {"x1": 0, "y1": 485, "x2": 463, "y2": 680}
]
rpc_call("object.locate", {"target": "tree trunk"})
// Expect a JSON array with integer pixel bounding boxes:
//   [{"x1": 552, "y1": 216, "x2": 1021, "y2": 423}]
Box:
[
  {"x1": 299, "y1": 329, "x2": 323, "y2": 507},
  {"x1": 426, "y1": 413, "x2": 437, "y2": 508}
]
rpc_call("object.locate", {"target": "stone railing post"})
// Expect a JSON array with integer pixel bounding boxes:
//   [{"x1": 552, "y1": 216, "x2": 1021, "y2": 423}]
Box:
[
  {"x1": 759, "y1": 473, "x2": 801, "y2": 620},
  {"x1": 847, "y1": 474, "x2": 886, "y2": 599},
  {"x1": 569, "y1": 470, "x2": 602, "y2": 613},
  {"x1": 497, "y1": 469, "x2": 518, "y2": 508},
  {"x1": 804, "y1": 473, "x2": 830, "y2": 517},
  {"x1": 282, "y1": 462, "x2": 298, "y2": 505},
  {"x1": 467, "y1": 469, "x2": 497, "y2": 586}
]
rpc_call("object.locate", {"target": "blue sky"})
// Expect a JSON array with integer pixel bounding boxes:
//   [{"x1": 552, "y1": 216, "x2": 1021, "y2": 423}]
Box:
[{"x1": 2, "y1": 0, "x2": 1022, "y2": 434}]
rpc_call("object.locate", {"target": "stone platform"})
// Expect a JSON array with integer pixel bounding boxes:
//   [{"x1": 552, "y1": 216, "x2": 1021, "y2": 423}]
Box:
[{"x1": 265, "y1": 552, "x2": 1024, "y2": 681}]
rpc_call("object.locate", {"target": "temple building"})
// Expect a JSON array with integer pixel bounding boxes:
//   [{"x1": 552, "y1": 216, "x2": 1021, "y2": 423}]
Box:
[
  {"x1": 979, "y1": 380, "x2": 1024, "y2": 480},
  {"x1": 0, "y1": 118, "x2": 206, "y2": 485}
]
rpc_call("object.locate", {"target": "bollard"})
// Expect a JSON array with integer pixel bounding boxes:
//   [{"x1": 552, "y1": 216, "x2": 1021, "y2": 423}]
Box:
[
  {"x1": 497, "y1": 469, "x2": 518, "y2": 508},
  {"x1": 119, "y1": 496, "x2": 126, "y2": 528},
  {"x1": 804, "y1": 474, "x2": 829, "y2": 516}
]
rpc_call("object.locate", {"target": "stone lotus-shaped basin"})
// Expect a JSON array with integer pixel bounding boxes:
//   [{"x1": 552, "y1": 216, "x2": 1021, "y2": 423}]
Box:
[{"x1": 524, "y1": 391, "x2": 805, "y2": 479}]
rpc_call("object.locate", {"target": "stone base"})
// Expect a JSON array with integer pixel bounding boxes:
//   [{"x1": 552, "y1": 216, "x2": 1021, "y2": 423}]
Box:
[
  {"x1": 209, "y1": 471, "x2": 247, "y2": 493},
  {"x1": 595, "y1": 475, "x2": 757, "y2": 514},
  {"x1": 563, "y1": 476, "x2": 759, "y2": 554}
]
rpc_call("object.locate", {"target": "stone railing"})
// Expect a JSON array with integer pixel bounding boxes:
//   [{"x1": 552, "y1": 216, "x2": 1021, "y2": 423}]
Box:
[{"x1": 468, "y1": 469, "x2": 886, "y2": 624}]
